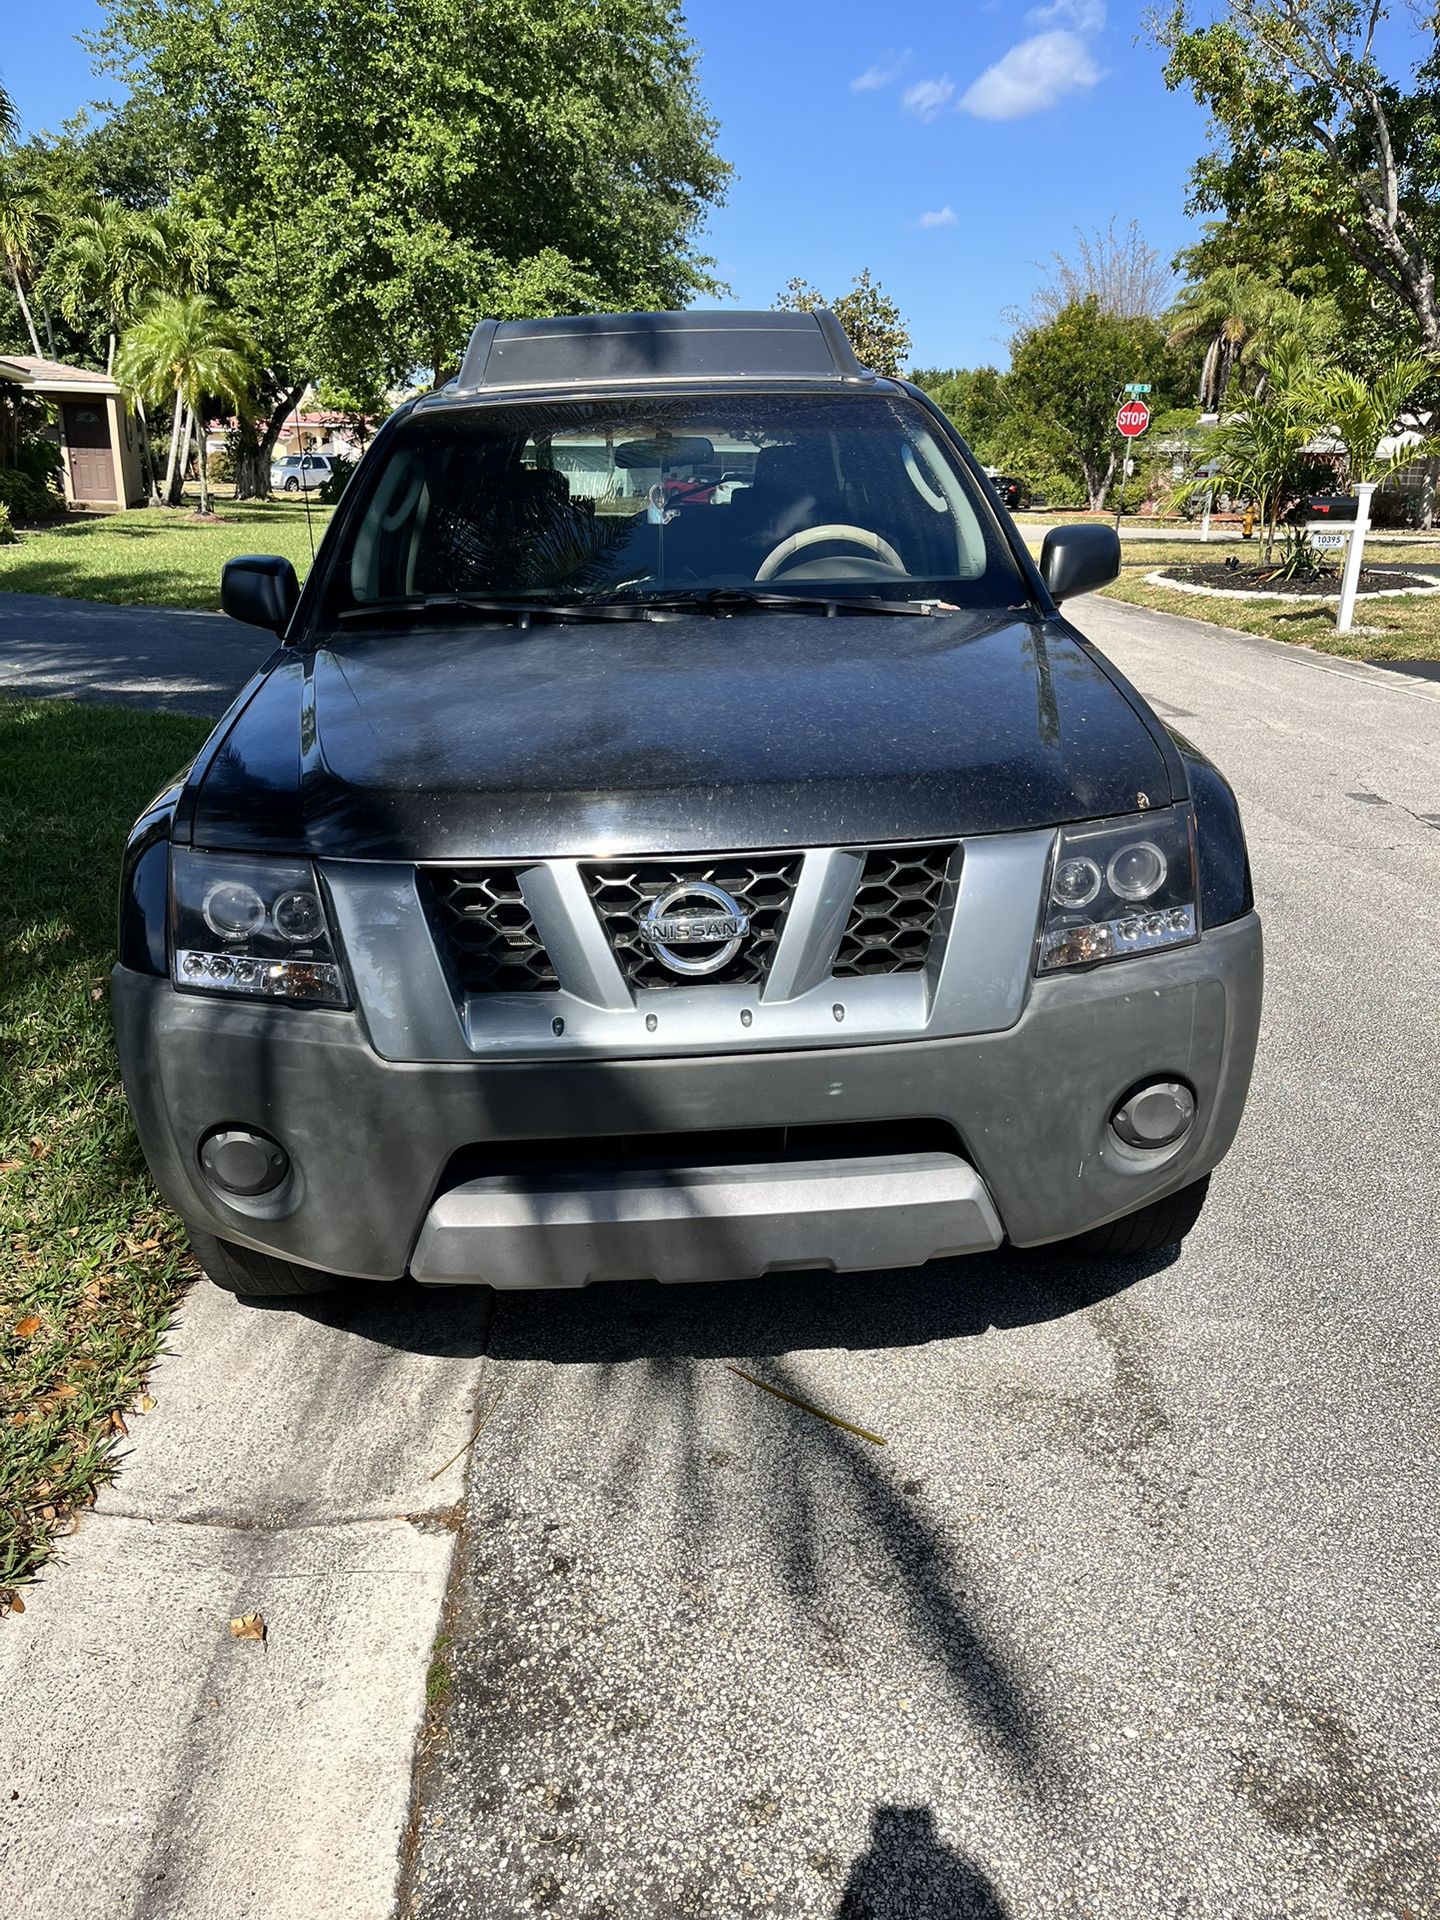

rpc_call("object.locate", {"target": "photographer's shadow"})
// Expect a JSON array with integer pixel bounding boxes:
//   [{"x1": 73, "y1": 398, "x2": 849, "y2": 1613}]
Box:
[{"x1": 836, "y1": 1806, "x2": 1009, "y2": 1920}]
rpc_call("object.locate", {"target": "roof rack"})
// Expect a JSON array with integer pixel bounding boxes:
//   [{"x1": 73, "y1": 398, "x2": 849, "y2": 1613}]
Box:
[{"x1": 452, "y1": 309, "x2": 870, "y2": 396}]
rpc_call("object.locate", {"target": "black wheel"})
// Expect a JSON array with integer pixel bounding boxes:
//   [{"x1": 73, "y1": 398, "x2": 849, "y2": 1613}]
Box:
[
  {"x1": 283, "y1": 476, "x2": 300, "y2": 492},
  {"x1": 187, "y1": 1224, "x2": 342, "y2": 1297},
  {"x1": 1062, "y1": 1174, "x2": 1211, "y2": 1258}
]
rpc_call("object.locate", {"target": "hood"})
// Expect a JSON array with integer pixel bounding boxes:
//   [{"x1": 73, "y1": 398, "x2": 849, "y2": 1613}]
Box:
[{"x1": 193, "y1": 611, "x2": 1174, "y2": 860}]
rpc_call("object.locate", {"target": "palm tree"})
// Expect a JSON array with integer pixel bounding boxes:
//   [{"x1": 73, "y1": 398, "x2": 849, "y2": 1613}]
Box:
[
  {"x1": 0, "y1": 188, "x2": 46, "y2": 358},
  {"x1": 1305, "y1": 354, "x2": 1433, "y2": 487},
  {"x1": 1175, "y1": 348, "x2": 1319, "y2": 560},
  {"x1": 1166, "y1": 266, "x2": 1277, "y2": 411},
  {"x1": 1238, "y1": 292, "x2": 1342, "y2": 398},
  {"x1": 0, "y1": 79, "x2": 18, "y2": 147},
  {"x1": 117, "y1": 295, "x2": 256, "y2": 513},
  {"x1": 56, "y1": 203, "x2": 172, "y2": 375}
]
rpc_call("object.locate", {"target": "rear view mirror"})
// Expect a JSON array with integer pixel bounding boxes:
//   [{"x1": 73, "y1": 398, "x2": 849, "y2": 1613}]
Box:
[
  {"x1": 613, "y1": 435, "x2": 716, "y2": 470},
  {"x1": 1039, "y1": 524, "x2": 1121, "y2": 604},
  {"x1": 222, "y1": 554, "x2": 300, "y2": 634}
]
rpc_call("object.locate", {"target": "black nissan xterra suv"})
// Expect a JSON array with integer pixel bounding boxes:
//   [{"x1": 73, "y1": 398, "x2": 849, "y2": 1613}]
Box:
[{"x1": 114, "y1": 310, "x2": 1261, "y2": 1298}]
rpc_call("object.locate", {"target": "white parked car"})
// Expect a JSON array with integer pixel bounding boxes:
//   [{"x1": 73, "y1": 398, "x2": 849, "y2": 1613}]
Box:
[{"x1": 270, "y1": 453, "x2": 334, "y2": 493}]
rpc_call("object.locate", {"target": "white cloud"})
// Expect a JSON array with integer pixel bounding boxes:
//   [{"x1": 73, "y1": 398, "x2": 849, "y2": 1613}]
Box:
[
  {"x1": 959, "y1": 31, "x2": 1102, "y2": 119},
  {"x1": 851, "y1": 51, "x2": 909, "y2": 92},
  {"x1": 1024, "y1": 0, "x2": 1105, "y2": 29},
  {"x1": 902, "y1": 76, "x2": 956, "y2": 122},
  {"x1": 918, "y1": 206, "x2": 959, "y2": 228}
]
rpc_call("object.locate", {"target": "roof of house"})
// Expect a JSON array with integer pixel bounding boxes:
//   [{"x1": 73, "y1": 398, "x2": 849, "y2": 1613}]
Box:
[{"x1": 0, "y1": 355, "x2": 121, "y2": 396}]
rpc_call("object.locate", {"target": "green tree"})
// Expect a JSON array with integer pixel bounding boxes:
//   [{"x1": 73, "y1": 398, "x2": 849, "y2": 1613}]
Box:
[
  {"x1": 775, "y1": 270, "x2": 912, "y2": 378},
  {"x1": 1155, "y1": 0, "x2": 1440, "y2": 353},
  {"x1": 1007, "y1": 298, "x2": 1180, "y2": 509},
  {"x1": 0, "y1": 79, "x2": 17, "y2": 148},
  {"x1": 909, "y1": 366, "x2": 1009, "y2": 459},
  {"x1": 93, "y1": 0, "x2": 730, "y2": 496},
  {"x1": 117, "y1": 293, "x2": 256, "y2": 513}
]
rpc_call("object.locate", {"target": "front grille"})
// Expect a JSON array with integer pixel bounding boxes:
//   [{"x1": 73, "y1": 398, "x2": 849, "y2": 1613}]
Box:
[
  {"x1": 833, "y1": 843, "x2": 956, "y2": 977},
  {"x1": 427, "y1": 868, "x2": 560, "y2": 993},
  {"x1": 582, "y1": 853, "x2": 801, "y2": 990}
]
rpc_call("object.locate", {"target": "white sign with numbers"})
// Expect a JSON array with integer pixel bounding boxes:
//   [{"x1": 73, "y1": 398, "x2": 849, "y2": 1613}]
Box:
[{"x1": 1311, "y1": 531, "x2": 1347, "y2": 549}]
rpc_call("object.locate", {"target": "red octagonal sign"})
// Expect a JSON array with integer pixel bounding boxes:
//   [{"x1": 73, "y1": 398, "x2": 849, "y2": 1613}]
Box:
[{"x1": 1116, "y1": 399, "x2": 1151, "y2": 438}]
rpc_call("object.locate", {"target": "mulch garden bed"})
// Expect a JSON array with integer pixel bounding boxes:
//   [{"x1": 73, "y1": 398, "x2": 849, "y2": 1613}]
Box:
[{"x1": 1163, "y1": 562, "x2": 1437, "y2": 596}]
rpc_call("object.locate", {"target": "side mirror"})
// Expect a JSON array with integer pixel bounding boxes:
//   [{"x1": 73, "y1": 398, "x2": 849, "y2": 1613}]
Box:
[
  {"x1": 221, "y1": 554, "x2": 300, "y2": 633},
  {"x1": 1039, "y1": 524, "x2": 1121, "y2": 604}
]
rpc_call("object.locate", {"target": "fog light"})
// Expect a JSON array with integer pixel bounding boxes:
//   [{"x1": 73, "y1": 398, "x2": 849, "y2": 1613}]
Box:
[
  {"x1": 199, "y1": 1128, "x2": 290, "y2": 1197},
  {"x1": 1110, "y1": 1081, "x2": 1195, "y2": 1150}
]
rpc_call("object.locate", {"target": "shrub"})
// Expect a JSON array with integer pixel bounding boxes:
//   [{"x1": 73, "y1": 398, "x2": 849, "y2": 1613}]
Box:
[
  {"x1": 206, "y1": 445, "x2": 236, "y2": 485},
  {"x1": 1371, "y1": 487, "x2": 1422, "y2": 530},
  {"x1": 0, "y1": 468, "x2": 63, "y2": 522},
  {"x1": 0, "y1": 502, "x2": 15, "y2": 544},
  {"x1": 317, "y1": 453, "x2": 358, "y2": 504}
]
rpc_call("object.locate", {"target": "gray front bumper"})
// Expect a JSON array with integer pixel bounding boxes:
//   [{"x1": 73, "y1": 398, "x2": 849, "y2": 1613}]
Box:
[{"x1": 112, "y1": 913, "x2": 1262, "y2": 1284}]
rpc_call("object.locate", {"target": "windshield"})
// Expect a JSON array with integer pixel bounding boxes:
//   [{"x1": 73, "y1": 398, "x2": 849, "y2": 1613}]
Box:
[{"x1": 316, "y1": 391, "x2": 1027, "y2": 622}]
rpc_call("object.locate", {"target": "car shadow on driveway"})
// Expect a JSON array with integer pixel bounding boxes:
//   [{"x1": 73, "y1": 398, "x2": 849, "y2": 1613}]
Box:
[{"x1": 279, "y1": 1239, "x2": 1174, "y2": 1367}]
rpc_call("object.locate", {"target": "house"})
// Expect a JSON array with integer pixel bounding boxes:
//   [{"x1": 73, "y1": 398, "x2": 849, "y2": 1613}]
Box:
[{"x1": 0, "y1": 354, "x2": 146, "y2": 511}]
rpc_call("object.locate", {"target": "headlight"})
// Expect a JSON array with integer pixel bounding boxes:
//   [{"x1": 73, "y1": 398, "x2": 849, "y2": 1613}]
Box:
[
  {"x1": 170, "y1": 850, "x2": 349, "y2": 1006},
  {"x1": 1037, "y1": 808, "x2": 1198, "y2": 973}
]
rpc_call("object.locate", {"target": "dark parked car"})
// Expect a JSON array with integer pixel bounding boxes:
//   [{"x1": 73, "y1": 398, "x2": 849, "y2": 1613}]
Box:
[
  {"x1": 989, "y1": 473, "x2": 1026, "y2": 510},
  {"x1": 114, "y1": 309, "x2": 1262, "y2": 1298}
]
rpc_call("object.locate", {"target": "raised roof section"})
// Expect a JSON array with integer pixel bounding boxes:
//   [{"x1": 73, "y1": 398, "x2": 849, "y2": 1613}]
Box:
[{"x1": 453, "y1": 309, "x2": 868, "y2": 395}]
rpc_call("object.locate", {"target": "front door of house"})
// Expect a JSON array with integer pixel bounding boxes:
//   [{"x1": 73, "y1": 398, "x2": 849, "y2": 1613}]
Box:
[{"x1": 62, "y1": 402, "x2": 117, "y2": 503}]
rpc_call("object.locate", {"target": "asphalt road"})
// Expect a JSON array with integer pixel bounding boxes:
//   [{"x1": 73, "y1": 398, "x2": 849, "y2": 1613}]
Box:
[
  {"x1": 397, "y1": 598, "x2": 1440, "y2": 1920},
  {"x1": 0, "y1": 590, "x2": 272, "y2": 712}
]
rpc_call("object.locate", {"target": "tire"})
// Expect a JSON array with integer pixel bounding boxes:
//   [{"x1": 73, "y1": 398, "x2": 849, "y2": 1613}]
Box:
[
  {"x1": 187, "y1": 1224, "x2": 341, "y2": 1298},
  {"x1": 284, "y1": 477, "x2": 300, "y2": 492},
  {"x1": 1061, "y1": 1174, "x2": 1211, "y2": 1258}
]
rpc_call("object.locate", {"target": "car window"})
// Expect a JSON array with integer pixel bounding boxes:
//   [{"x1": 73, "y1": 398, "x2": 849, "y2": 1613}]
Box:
[{"x1": 321, "y1": 391, "x2": 1025, "y2": 619}]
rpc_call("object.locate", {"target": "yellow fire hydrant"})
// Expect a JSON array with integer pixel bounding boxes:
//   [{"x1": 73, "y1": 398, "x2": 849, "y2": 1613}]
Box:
[{"x1": 1242, "y1": 507, "x2": 1255, "y2": 539}]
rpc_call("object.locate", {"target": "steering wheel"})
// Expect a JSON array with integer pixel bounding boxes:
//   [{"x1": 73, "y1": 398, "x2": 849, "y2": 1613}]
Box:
[{"x1": 755, "y1": 523, "x2": 905, "y2": 582}]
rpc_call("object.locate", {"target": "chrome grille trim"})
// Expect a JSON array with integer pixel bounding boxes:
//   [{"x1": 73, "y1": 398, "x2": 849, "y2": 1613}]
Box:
[
  {"x1": 581, "y1": 853, "x2": 802, "y2": 991},
  {"x1": 327, "y1": 831, "x2": 1055, "y2": 1062}
]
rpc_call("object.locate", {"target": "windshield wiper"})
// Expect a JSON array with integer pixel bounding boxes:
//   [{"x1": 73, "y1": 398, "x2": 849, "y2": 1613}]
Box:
[
  {"x1": 602, "y1": 587, "x2": 938, "y2": 617},
  {"x1": 335, "y1": 593, "x2": 670, "y2": 627},
  {"x1": 336, "y1": 586, "x2": 952, "y2": 628}
]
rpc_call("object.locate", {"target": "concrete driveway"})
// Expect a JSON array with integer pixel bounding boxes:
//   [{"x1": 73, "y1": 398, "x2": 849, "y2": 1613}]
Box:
[
  {"x1": 0, "y1": 591, "x2": 273, "y2": 713},
  {"x1": 2, "y1": 595, "x2": 1437, "y2": 1920}
]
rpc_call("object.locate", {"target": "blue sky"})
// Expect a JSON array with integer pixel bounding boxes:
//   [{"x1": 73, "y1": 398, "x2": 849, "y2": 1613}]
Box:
[{"x1": 6, "y1": 0, "x2": 1213, "y2": 368}]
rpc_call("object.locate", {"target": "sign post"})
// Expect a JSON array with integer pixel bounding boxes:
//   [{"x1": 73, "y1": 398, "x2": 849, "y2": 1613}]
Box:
[
  {"x1": 1114, "y1": 394, "x2": 1151, "y2": 530},
  {"x1": 1335, "y1": 481, "x2": 1377, "y2": 635}
]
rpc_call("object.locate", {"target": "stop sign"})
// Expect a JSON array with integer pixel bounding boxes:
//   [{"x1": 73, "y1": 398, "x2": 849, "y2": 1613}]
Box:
[{"x1": 1116, "y1": 399, "x2": 1150, "y2": 438}]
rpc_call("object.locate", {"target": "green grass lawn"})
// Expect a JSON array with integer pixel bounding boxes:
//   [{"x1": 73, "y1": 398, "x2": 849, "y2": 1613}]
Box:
[
  {"x1": 0, "y1": 498, "x2": 332, "y2": 611},
  {"x1": 0, "y1": 699, "x2": 211, "y2": 1605},
  {"x1": 1021, "y1": 532, "x2": 1440, "y2": 661}
]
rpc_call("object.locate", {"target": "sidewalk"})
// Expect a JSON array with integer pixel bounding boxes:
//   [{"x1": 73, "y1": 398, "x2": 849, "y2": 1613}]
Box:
[{"x1": 0, "y1": 1279, "x2": 492, "y2": 1920}]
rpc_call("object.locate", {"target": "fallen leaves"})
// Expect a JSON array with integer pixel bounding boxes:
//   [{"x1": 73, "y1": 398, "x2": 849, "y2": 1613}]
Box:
[
  {"x1": 229, "y1": 1611, "x2": 266, "y2": 1644},
  {"x1": 12, "y1": 1316, "x2": 41, "y2": 1340}
]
